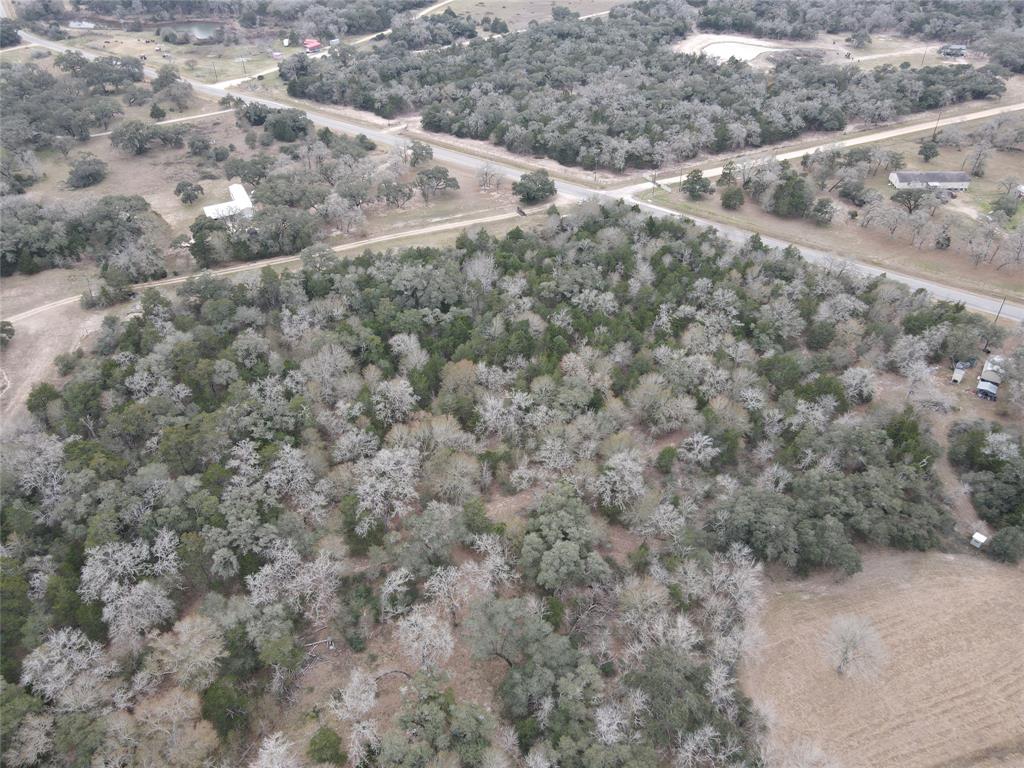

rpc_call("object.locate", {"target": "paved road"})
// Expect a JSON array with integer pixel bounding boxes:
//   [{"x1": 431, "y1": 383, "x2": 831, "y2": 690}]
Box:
[
  {"x1": 5, "y1": 25, "x2": 1024, "y2": 322},
  {"x1": 628, "y1": 198, "x2": 1024, "y2": 322},
  {"x1": 618, "y1": 101, "x2": 1024, "y2": 195}
]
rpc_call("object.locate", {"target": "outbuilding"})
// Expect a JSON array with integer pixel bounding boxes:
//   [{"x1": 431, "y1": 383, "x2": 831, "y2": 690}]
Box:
[
  {"x1": 202, "y1": 184, "x2": 253, "y2": 220},
  {"x1": 971, "y1": 532, "x2": 988, "y2": 548},
  {"x1": 939, "y1": 44, "x2": 967, "y2": 57},
  {"x1": 979, "y1": 355, "x2": 1005, "y2": 386},
  {"x1": 303, "y1": 38, "x2": 322, "y2": 52},
  {"x1": 889, "y1": 170, "x2": 971, "y2": 191},
  {"x1": 976, "y1": 380, "x2": 999, "y2": 401}
]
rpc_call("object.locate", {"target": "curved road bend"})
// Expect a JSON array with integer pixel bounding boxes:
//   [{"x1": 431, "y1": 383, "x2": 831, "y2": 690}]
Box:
[{"x1": 5, "y1": 28, "x2": 1024, "y2": 322}]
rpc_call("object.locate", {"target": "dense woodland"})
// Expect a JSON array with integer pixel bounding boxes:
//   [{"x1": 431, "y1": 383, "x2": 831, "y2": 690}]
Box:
[
  {"x1": 696, "y1": 0, "x2": 1024, "y2": 72},
  {"x1": 282, "y1": 0, "x2": 1006, "y2": 171},
  {"x1": 25, "y1": 0, "x2": 435, "y2": 37},
  {"x1": 4, "y1": 201, "x2": 1013, "y2": 767}
]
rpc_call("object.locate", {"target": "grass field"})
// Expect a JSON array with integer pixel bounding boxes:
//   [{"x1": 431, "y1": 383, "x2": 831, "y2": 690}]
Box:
[
  {"x1": 67, "y1": 26, "x2": 281, "y2": 83},
  {"x1": 742, "y1": 550, "x2": 1024, "y2": 768},
  {"x1": 446, "y1": 0, "x2": 618, "y2": 29}
]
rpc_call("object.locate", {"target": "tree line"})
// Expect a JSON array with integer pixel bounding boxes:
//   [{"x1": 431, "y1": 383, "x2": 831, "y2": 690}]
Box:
[
  {"x1": 695, "y1": 0, "x2": 1024, "y2": 73},
  {"x1": 281, "y1": 0, "x2": 1005, "y2": 171}
]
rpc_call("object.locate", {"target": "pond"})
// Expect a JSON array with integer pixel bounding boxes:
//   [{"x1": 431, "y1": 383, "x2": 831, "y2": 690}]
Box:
[{"x1": 163, "y1": 22, "x2": 222, "y2": 41}]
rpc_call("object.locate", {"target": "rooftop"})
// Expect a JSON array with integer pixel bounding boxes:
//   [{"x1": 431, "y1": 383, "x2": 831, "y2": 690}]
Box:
[
  {"x1": 892, "y1": 170, "x2": 971, "y2": 183},
  {"x1": 203, "y1": 183, "x2": 253, "y2": 220}
]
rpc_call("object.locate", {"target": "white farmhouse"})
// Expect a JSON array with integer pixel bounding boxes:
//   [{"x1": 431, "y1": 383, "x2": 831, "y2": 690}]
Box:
[
  {"x1": 888, "y1": 170, "x2": 971, "y2": 191},
  {"x1": 203, "y1": 183, "x2": 253, "y2": 220}
]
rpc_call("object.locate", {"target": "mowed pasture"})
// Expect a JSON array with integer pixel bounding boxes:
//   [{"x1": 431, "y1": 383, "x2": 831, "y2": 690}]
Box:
[
  {"x1": 742, "y1": 550, "x2": 1024, "y2": 768},
  {"x1": 68, "y1": 26, "x2": 281, "y2": 84},
  {"x1": 447, "y1": 0, "x2": 619, "y2": 29}
]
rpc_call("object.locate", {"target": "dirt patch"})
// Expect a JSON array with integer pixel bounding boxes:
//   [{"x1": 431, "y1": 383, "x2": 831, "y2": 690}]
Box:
[
  {"x1": 741, "y1": 549, "x2": 1024, "y2": 768},
  {"x1": 0, "y1": 300, "x2": 122, "y2": 432}
]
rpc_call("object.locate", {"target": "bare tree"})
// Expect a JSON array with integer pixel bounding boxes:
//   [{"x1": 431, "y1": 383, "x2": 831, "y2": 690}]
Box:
[
  {"x1": 477, "y1": 162, "x2": 499, "y2": 190},
  {"x1": 823, "y1": 615, "x2": 885, "y2": 677}
]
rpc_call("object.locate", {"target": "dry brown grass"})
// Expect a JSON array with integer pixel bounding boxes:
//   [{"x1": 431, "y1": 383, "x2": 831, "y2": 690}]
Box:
[
  {"x1": 742, "y1": 549, "x2": 1024, "y2": 768},
  {"x1": 640, "y1": 187, "x2": 1024, "y2": 302}
]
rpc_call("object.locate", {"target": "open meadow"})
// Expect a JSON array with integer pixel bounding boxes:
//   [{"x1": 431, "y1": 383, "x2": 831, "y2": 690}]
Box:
[{"x1": 743, "y1": 550, "x2": 1024, "y2": 768}]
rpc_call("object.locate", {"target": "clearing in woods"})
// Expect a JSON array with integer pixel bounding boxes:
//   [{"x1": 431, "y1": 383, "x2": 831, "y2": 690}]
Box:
[{"x1": 741, "y1": 550, "x2": 1024, "y2": 768}]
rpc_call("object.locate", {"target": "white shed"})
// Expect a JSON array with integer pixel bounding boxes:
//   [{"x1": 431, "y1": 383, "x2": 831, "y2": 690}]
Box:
[
  {"x1": 971, "y1": 532, "x2": 988, "y2": 548},
  {"x1": 202, "y1": 184, "x2": 253, "y2": 220}
]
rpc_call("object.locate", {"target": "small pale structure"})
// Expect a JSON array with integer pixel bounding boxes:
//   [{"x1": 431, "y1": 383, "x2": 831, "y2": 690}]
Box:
[
  {"x1": 202, "y1": 184, "x2": 253, "y2": 220},
  {"x1": 971, "y1": 532, "x2": 988, "y2": 549}
]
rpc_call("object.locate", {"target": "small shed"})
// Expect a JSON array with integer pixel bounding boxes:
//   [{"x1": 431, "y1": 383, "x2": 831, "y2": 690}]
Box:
[
  {"x1": 976, "y1": 380, "x2": 998, "y2": 401},
  {"x1": 971, "y1": 532, "x2": 988, "y2": 548},
  {"x1": 303, "y1": 38, "x2": 322, "y2": 52},
  {"x1": 1016, "y1": 184, "x2": 1024, "y2": 199},
  {"x1": 889, "y1": 170, "x2": 971, "y2": 191},
  {"x1": 950, "y1": 367, "x2": 966, "y2": 384}
]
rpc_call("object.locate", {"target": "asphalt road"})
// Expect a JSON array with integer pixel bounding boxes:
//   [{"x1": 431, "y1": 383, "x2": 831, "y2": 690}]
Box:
[{"x1": 4, "y1": 25, "x2": 1023, "y2": 322}]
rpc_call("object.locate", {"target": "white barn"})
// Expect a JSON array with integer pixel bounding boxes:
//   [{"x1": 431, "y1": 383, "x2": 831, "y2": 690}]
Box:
[
  {"x1": 888, "y1": 170, "x2": 971, "y2": 191},
  {"x1": 203, "y1": 184, "x2": 253, "y2": 220}
]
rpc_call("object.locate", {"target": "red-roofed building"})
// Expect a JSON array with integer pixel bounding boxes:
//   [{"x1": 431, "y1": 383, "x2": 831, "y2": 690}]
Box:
[{"x1": 303, "y1": 38, "x2": 322, "y2": 52}]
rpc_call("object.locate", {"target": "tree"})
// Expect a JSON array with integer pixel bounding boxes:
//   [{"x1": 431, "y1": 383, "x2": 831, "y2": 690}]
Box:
[
  {"x1": 378, "y1": 179, "x2": 414, "y2": 208},
  {"x1": 989, "y1": 526, "x2": 1024, "y2": 564},
  {"x1": 354, "y1": 448, "x2": 420, "y2": 535},
  {"x1": 720, "y1": 186, "x2": 744, "y2": 209},
  {"x1": 0, "y1": 19, "x2": 20, "y2": 47},
  {"x1": 150, "y1": 102, "x2": 166, "y2": 120},
  {"x1": 595, "y1": 449, "x2": 646, "y2": 512},
  {"x1": 372, "y1": 377, "x2": 417, "y2": 425},
  {"x1": 717, "y1": 160, "x2": 737, "y2": 187},
  {"x1": 823, "y1": 615, "x2": 885, "y2": 676},
  {"x1": 66, "y1": 154, "x2": 108, "y2": 188},
  {"x1": 512, "y1": 169, "x2": 557, "y2": 203},
  {"x1": 891, "y1": 188, "x2": 928, "y2": 214},
  {"x1": 918, "y1": 141, "x2": 940, "y2": 163},
  {"x1": 810, "y1": 198, "x2": 836, "y2": 226},
  {"x1": 477, "y1": 162, "x2": 499, "y2": 190},
  {"x1": 414, "y1": 167, "x2": 460, "y2": 200},
  {"x1": 0, "y1": 320, "x2": 13, "y2": 348},
  {"x1": 681, "y1": 169, "x2": 712, "y2": 200},
  {"x1": 19, "y1": 628, "x2": 113, "y2": 709},
  {"x1": 201, "y1": 679, "x2": 250, "y2": 737},
  {"x1": 397, "y1": 607, "x2": 455, "y2": 668},
  {"x1": 770, "y1": 172, "x2": 813, "y2": 217},
  {"x1": 150, "y1": 616, "x2": 226, "y2": 691},
  {"x1": 251, "y1": 733, "x2": 302, "y2": 768},
  {"x1": 520, "y1": 486, "x2": 610, "y2": 590},
  {"x1": 409, "y1": 139, "x2": 434, "y2": 167},
  {"x1": 308, "y1": 727, "x2": 347, "y2": 765},
  {"x1": 174, "y1": 181, "x2": 205, "y2": 204}
]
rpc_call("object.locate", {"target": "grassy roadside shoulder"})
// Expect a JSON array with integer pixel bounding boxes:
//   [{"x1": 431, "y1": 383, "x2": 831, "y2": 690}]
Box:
[{"x1": 638, "y1": 187, "x2": 1024, "y2": 304}]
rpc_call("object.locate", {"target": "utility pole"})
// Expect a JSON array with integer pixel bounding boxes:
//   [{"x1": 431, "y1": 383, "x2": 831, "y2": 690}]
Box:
[{"x1": 982, "y1": 297, "x2": 1006, "y2": 353}]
